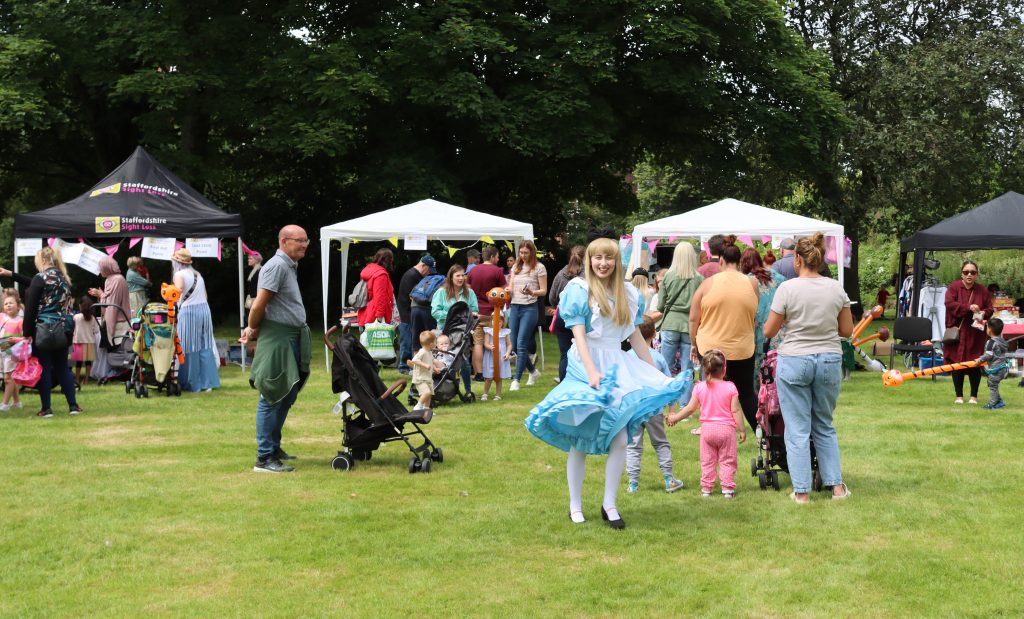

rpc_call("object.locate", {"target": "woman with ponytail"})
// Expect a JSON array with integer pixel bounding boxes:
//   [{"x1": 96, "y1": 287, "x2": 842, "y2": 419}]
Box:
[{"x1": 763, "y1": 233, "x2": 853, "y2": 503}]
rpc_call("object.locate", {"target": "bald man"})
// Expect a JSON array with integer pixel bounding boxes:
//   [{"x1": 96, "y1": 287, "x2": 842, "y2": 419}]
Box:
[{"x1": 246, "y1": 225, "x2": 311, "y2": 473}]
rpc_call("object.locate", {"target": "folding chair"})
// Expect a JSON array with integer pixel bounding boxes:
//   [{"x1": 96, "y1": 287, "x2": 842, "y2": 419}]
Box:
[{"x1": 889, "y1": 317, "x2": 937, "y2": 371}]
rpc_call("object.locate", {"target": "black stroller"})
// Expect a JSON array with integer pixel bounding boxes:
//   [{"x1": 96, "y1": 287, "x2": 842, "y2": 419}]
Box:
[
  {"x1": 92, "y1": 303, "x2": 137, "y2": 387},
  {"x1": 750, "y1": 348, "x2": 822, "y2": 491},
  {"x1": 408, "y1": 301, "x2": 478, "y2": 407},
  {"x1": 326, "y1": 324, "x2": 442, "y2": 474}
]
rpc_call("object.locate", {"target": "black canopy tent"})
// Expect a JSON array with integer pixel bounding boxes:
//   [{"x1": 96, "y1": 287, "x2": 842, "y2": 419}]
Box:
[
  {"x1": 13, "y1": 146, "x2": 247, "y2": 365},
  {"x1": 899, "y1": 191, "x2": 1024, "y2": 315}
]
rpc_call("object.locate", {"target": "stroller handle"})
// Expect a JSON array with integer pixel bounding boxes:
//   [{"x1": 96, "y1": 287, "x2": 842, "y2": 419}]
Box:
[{"x1": 324, "y1": 324, "x2": 408, "y2": 400}]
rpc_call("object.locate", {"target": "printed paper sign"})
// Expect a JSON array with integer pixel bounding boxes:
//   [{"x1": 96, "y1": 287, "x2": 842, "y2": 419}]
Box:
[
  {"x1": 75, "y1": 244, "x2": 108, "y2": 275},
  {"x1": 141, "y1": 237, "x2": 176, "y2": 261},
  {"x1": 56, "y1": 241, "x2": 84, "y2": 266},
  {"x1": 15, "y1": 239, "x2": 41, "y2": 257},
  {"x1": 404, "y1": 234, "x2": 427, "y2": 251},
  {"x1": 186, "y1": 238, "x2": 219, "y2": 258}
]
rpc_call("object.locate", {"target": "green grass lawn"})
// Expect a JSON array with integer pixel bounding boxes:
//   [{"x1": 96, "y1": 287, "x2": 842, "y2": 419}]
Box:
[{"x1": 3, "y1": 325, "x2": 1024, "y2": 617}]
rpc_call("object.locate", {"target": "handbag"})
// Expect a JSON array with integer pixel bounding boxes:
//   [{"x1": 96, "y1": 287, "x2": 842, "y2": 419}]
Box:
[
  {"x1": 361, "y1": 318, "x2": 396, "y2": 361},
  {"x1": 13, "y1": 355, "x2": 42, "y2": 387},
  {"x1": 943, "y1": 290, "x2": 974, "y2": 345},
  {"x1": 35, "y1": 316, "x2": 69, "y2": 351}
]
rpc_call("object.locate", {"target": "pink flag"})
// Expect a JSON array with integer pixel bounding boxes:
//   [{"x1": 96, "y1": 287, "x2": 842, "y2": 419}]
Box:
[
  {"x1": 647, "y1": 240, "x2": 658, "y2": 255},
  {"x1": 104, "y1": 243, "x2": 120, "y2": 256},
  {"x1": 129, "y1": 237, "x2": 142, "y2": 249},
  {"x1": 762, "y1": 235, "x2": 772, "y2": 244},
  {"x1": 241, "y1": 241, "x2": 259, "y2": 257},
  {"x1": 47, "y1": 238, "x2": 56, "y2": 247},
  {"x1": 702, "y1": 241, "x2": 710, "y2": 255},
  {"x1": 825, "y1": 236, "x2": 837, "y2": 264},
  {"x1": 217, "y1": 240, "x2": 222, "y2": 261},
  {"x1": 738, "y1": 235, "x2": 753, "y2": 246},
  {"x1": 175, "y1": 240, "x2": 185, "y2": 251},
  {"x1": 668, "y1": 235, "x2": 678, "y2": 244}
]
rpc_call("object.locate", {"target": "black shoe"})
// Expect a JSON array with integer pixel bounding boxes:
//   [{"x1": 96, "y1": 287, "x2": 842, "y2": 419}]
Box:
[
  {"x1": 253, "y1": 458, "x2": 295, "y2": 473},
  {"x1": 69, "y1": 406, "x2": 83, "y2": 416},
  {"x1": 273, "y1": 448, "x2": 297, "y2": 461},
  {"x1": 473, "y1": 373, "x2": 485, "y2": 382},
  {"x1": 36, "y1": 409, "x2": 54, "y2": 418},
  {"x1": 601, "y1": 506, "x2": 625, "y2": 530}
]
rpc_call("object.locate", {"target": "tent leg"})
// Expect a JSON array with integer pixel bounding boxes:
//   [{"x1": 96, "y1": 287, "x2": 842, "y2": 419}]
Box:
[
  {"x1": 536, "y1": 326, "x2": 545, "y2": 371},
  {"x1": 238, "y1": 237, "x2": 246, "y2": 371}
]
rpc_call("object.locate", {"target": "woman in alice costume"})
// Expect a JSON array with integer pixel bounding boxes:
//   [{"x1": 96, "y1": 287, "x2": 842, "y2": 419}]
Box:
[{"x1": 525, "y1": 238, "x2": 693, "y2": 529}]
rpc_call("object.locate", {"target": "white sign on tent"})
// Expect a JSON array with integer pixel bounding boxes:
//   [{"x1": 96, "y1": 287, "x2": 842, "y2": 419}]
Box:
[
  {"x1": 404, "y1": 234, "x2": 427, "y2": 251},
  {"x1": 141, "y1": 237, "x2": 176, "y2": 261},
  {"x1": 15, "y1": 238, "x2": 41, "y2": 257},
  {"x1": 55, "y1": 240, "x2": 84, "y2": 266},
  {"x1": 75, "y1": 244, "x2": 108, "y2": 275},
  {"x1": 186, "y1": 238, "x2": 219, "y2": 259}
]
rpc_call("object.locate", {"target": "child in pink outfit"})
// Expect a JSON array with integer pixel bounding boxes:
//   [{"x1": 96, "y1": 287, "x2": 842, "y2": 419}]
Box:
[{"x1": 667, "y1": 350, "x2": 746, "y2": 497}]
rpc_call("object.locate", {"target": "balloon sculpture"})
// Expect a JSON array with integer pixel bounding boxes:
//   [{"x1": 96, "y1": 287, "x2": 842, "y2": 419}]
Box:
[
  {"x1": 161, "y1": 283, "x2": 186, "y2": 365},
  {"x1": 883, "y1": 360, "x2": 985, "y2": 387},
  {"x1": 850, "y1": 305, "x2": 889, "y2": 372},
  {"x1": 486, "y1": 287, "x2": 511, "y2": 393}
]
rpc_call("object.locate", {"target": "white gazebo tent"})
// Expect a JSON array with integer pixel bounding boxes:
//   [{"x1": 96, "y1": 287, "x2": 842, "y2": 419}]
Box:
[
  {"x1": 319, "y1": 199, "x2": 535, "y2": 330},
  {"x1": 627, "y1": 198, "x2": 845, "y2": 286}
]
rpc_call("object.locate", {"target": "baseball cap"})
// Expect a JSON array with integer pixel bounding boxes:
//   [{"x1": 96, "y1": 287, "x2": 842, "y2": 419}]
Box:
[{"x1": 419, "y1": 255, "x2": 437, "y2": 273}]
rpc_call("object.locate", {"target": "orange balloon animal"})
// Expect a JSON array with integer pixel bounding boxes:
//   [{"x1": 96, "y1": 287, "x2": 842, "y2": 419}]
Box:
[
  {"x1": 487, "y1": 287, "x2": 511, "y2": 390},
  {"x1": 882, "y1": 360, "x2": 984, "y2": 387},
  {"x1": 161, "y1": 283, "x2": 185, "y2": 364}
]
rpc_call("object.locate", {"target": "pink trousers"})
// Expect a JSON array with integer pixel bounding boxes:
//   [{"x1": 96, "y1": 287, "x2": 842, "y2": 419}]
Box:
[{"x1": 700, "y1": 423, "x2": 738, "y2": 492}]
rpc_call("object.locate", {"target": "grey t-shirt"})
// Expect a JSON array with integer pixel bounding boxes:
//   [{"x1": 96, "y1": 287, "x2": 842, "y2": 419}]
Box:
[
  {"x1": 258, "y1": 249, "x2": 306, "y2": 327},
  {"x1": 770, "y1": 277, "x2": 850, "y2": 356}
]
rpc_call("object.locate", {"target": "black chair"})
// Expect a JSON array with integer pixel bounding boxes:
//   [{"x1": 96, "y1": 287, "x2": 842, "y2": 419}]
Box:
[{"x1": 889, "y1": 317, "x2": 937, "y2": 371}]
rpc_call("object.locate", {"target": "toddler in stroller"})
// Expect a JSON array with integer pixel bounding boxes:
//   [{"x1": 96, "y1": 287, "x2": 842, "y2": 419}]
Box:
[
  {"x1": 129, "y1": 302, "x2": 182, "y2": 397},
  {"x1": 327, "y1": 324, "x2": 441, "y2": 474},
  {"x1": 407, "y1": 301, "x2": 478, "y2": 406},
  {"x1": 750, "y1": 348, "x2": 821, "y2": 491}
]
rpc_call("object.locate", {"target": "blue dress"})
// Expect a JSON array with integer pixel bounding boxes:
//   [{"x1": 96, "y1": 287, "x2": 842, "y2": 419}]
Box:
[{"x1": 524, "y1": 281, "x2": 694, "y2": 454}]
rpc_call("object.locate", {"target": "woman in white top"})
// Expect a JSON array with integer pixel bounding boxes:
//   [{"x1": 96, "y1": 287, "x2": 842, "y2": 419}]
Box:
[
  {"x1": 763, "y1": 233, "x2": 853, "y2": 503},
  {"x1": 172, "y1": 248, "x2": 220, "y2": 392},
  {"x1": 506, "y1": 240, "x2": 547, "y2": 390}
]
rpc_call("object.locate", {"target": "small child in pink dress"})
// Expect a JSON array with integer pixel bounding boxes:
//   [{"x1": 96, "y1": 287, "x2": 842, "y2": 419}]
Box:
[{"x1": 667, "y1": 349, "x2": 746, "y2": 498}]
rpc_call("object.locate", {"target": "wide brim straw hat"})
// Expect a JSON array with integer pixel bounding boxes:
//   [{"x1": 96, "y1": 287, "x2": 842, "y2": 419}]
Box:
[{"x1": 172, "y1": 248, "x2": 193, "y2": 264}]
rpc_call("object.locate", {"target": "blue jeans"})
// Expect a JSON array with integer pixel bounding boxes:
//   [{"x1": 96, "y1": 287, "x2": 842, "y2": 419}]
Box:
[
  {"x1": 33, "y1": 343, "x2": 78, "y2": 412},
  {"x1": 659, "y1": 330, "x2": 691, "y2": 376},
  {"x1": 397, "y1": 322, "x2": 413, "y2": 371},
  {"x1": 776, "y1": 353, "x2": 844, "y2": 493},
  {"x1": 255, "y1": 339, "x2": 308, "y2": 459},
  {"x1": 508, "y1": 303, "x2": 538, "y2": 380}
]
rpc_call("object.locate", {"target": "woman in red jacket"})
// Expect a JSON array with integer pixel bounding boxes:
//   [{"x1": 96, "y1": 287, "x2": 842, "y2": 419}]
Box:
[{"x1": 357, "y1": 248, "x2": 395, "y2": 327}]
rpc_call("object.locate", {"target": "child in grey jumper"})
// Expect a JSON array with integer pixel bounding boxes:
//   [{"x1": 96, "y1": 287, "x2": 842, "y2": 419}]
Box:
[{"x1": 975, "y1": 317, "x2": 1009, "y2": 410}]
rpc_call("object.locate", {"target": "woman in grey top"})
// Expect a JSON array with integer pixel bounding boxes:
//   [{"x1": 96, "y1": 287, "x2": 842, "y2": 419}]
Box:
[{"x1": 763, "y1": 233, "x2": 853, "y2": 503}]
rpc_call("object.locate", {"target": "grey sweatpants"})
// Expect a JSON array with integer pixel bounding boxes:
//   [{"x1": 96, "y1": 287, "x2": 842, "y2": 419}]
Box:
[
  {"x1": 987, "y1": 367, "x2": 1008, "y2": 406},
  {"x1": 626, "y1": 414, "x2": 674, "y2": 482}
]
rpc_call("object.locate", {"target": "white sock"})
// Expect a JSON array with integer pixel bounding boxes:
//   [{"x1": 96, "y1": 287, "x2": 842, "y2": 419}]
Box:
[
  {"x1": 567, "y1": 447, "x2": 586, "y2": 519},
  {"x1": 603, "y1": 430, "x2": 628, "y2": 520}
]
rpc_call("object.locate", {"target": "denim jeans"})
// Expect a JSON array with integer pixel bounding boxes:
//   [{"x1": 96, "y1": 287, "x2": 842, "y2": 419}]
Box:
[
  {"x1": 33, "y1": 343, "x2": 78, "y2": 412},
  {"x1": 256, "y1": 338, "x2": 308, "y2": 459},
  {"x1": 659, "y1": 330, "x2": 691, "y2": 376},
  {"x1": 508, "y1": 303, "x2": 538, "y2": 380},
  {"x1": 397, "y1": 322, "x2": 413, "y2": 371},
  {"x1": 776, "y1": 352, "x2": 844, "y2": 493}
]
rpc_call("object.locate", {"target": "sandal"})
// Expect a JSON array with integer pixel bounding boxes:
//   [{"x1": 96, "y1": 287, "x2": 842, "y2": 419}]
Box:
[
  {"x1": 954, "y1": 398, "x2": 964, "y2": 405},
  {"x1": 690, "y1": 427, "x2": 701, "y2": 436},
  {"x1": 968, "y1": 398, "x2": 978, "y2": 405},
  {"x1": 789, "y1": 492, "x2": 809, "y2": 504},
  {"x1": 832, "y1": 483, "x2": 852, "y2": 500}
]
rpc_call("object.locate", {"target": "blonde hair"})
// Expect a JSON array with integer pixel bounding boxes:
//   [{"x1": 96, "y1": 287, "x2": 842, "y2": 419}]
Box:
[
  {"x1": 668, "y1": 242, "x2": 698, "y2": 280},
  {"x1": 35, "y1": 247, "x2": 72, "y2": 284},
  {"x1": 795, "y1": 232, "x2": 827, "y2": 270},
  {"x1": 584, "y1": 238, "x2": 630, "y2": 326},
  {"x1": 127, "y1": 256, "x2": 143, "y2": 269},
  {"x1": 631, "y1": 274, "x2": 650, "y2": 295}
]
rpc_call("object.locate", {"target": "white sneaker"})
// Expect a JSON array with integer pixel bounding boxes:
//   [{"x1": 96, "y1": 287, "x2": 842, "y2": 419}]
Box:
[
  {"x1": 527, "y1": 369, "x2": 541, "y2": 386},
  {"x1": 480, "y1": 393, "x2": 488, "y2": 401},
  {"x1": 509, "y1": 380, "x2": 521, "y2": 391},
  {"x1": 14, "y1": 401, "x2": 23, "y2": 409},
  {"x1": 0, "y1": 403, "x2": 9, "y2": 411}
]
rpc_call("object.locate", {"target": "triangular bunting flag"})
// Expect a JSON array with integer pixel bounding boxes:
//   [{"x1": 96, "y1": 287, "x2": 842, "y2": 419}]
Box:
[
  {"x1": 388, "y1": 237, "x2": 399, "y2": 248},
  {"x1": 481, "y1": 235, "x2": 494, "y2": 244},
  {"x1": 129, "y1": 237, "x2": 142, "y2": 249},
  {"x1": 505, "y1": 240, "x2": 513, "y2": 251},
  {"x1": 447, "y1": 246, "x2": 458, "y2": 258},
  {"x1": 104, "y1": 243, "x2": 120, "y2": 257}
]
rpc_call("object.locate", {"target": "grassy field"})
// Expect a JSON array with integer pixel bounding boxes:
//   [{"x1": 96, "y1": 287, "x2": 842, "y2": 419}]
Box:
[{"x1": 2, "y1": 324, "x2": 1024, "y2": 617}]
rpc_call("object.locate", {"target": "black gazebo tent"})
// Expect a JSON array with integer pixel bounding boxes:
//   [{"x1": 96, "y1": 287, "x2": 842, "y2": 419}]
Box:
[
  {"x1": 13, "y1": 146, "x2": 247, "y2": 365},
  {"x1": 899, "y1": 191, "x2": 1024, "y2": 315}
]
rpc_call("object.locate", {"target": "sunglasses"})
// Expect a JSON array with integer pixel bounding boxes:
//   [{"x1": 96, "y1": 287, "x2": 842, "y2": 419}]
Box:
[{"x1": 962, "y1": 270, "x2": 977, "y2": 275}]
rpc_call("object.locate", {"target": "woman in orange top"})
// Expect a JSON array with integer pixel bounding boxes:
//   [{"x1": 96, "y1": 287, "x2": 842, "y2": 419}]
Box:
[{"x1": 689, "y1": 243, "x2": 760, "y2": 430}]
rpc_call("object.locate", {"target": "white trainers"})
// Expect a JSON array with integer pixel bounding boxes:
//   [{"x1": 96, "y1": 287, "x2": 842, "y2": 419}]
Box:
[
  {"x1": 480, "y1": 393, "x2": 488, "y2": 401},
  {"x1": 0, "y1": 403, "x2": 9, "y2": 411},
  {"x1": 509, "y1": 380, "x2": 521, "y2": 391},
  {"x1": 527, "y1": 369, "x2": 541, "y2": 386}
]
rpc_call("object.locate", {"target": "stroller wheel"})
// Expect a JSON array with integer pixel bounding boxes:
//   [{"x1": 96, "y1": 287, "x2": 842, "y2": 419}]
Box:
[
  {"x1": 332, "y1": 454, "x2": 353, "y2": 471},
  {"x1": 770, "y1": 470, "x2": 781, "y2": 491},
  {"x1": 812, "y1": 470, "x2": 823, "y2": 492},
  {"x1": 758, "y1": 473, "x2": 767, "y2": 490},
  {"x1": 421, "y1": 458, "x2": 432, "y2": 473},
  {"x1": 134, "y1": 384, "x2": 143, "y2": 399},
  {"x1": 459, "y1": 392, "x2": 476, "y2": 404},
  {"x1": 409, "y1": 457, "x2": 420, "y2": 474},
  {"x1": 353, "y1": 450, "x2": 371, "y2": 462},
  {"x1": 431, "y1": 448, "x2": 443, "y2": 463},
  {"x1": 142, "y1": 385, "x2": 149, "y2": 398},
  {"x1": 125, "y1": 382, "x2": 132, "y2": 394},
  {"x1": 750, "y1": 458, "x2": 758, "y2": 477}
]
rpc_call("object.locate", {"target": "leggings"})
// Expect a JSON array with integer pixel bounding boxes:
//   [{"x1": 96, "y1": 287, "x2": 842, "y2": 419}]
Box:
[
  {"x1": 951, "y1": 367, "x2": 982, "y2": 398},
  {"x1": 725, "y1": 355, "x2": 758, "y2": 431}
]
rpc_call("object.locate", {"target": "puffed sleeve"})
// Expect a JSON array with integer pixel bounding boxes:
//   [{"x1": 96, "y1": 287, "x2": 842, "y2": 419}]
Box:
[{"x1": 559, "y1": 281, "x2": 591, "y2": 331}]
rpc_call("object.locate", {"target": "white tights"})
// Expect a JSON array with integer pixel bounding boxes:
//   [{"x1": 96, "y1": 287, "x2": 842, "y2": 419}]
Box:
[{"x1": 567, "y1": 430, "x2": 627, "y2": 521}]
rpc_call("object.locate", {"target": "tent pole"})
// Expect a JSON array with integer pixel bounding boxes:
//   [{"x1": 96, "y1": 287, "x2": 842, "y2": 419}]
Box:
[
  {"x1": 238, "y1": 237, "x2": 246, "y2": 370},
  {"x1": 321, "y1": 237, "x2": 332, "y2": 372},
  {"x1": 12, "y1": 241, "x2": 17, "y2": 276}
]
